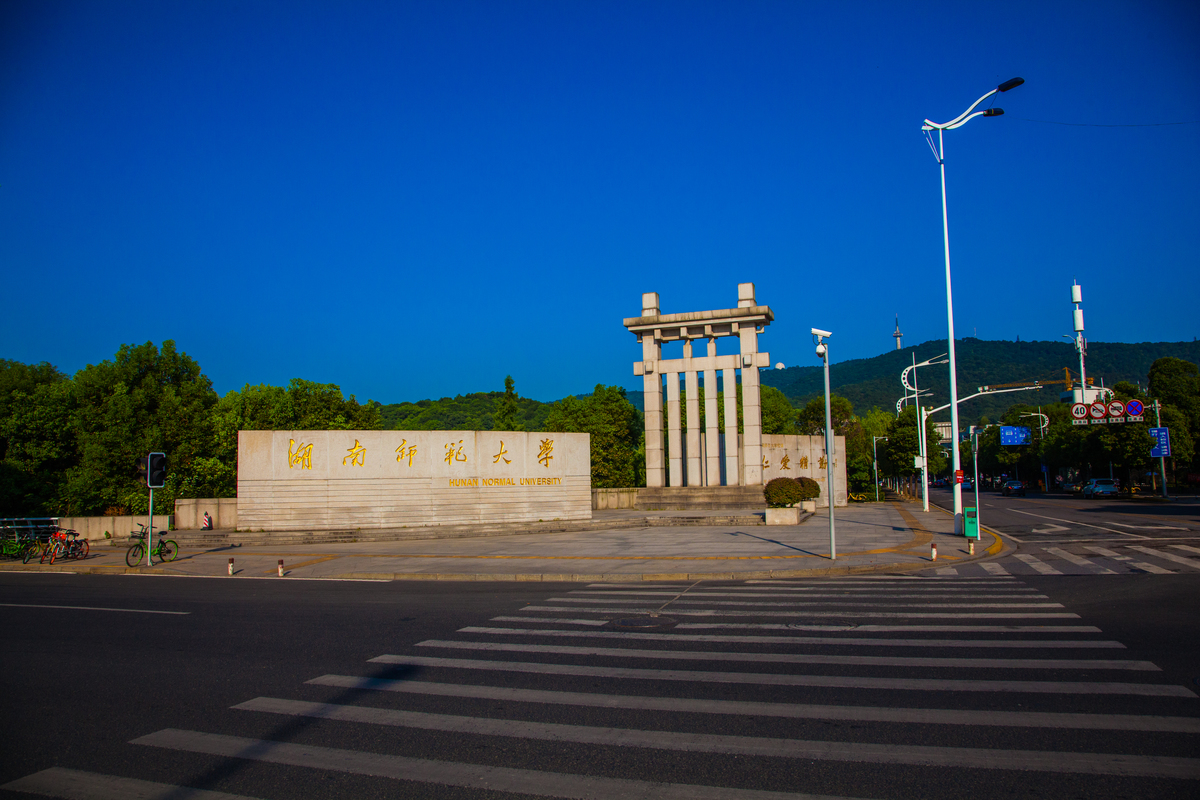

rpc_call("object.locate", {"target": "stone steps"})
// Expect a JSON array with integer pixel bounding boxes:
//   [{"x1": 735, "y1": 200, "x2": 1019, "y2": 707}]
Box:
[
  {"x1": 635, "y1": 486, "x2": 766, "y2": 511},
  {"x1": 111, "y1": 511, "x2": 766, "y2": 548}
]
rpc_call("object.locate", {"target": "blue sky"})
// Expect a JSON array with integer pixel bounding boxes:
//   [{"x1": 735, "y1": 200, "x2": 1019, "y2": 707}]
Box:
[{"x1": 3, "y1": 0, "x2": 1197, "y2": 404}]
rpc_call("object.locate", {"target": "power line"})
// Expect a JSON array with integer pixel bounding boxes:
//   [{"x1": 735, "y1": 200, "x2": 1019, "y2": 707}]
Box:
[{"x1": 1015, "y1": 118, "x2": 1200, "y2": 128}]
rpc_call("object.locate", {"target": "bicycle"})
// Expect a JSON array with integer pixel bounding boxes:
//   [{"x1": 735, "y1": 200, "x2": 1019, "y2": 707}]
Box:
[{"x1": 126, "y1": 523, "x2": 178, "y2": 567}]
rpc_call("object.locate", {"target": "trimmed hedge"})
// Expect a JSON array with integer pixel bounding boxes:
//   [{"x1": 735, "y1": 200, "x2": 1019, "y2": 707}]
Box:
[
  {"x1": 764, "y1": 477, "x2": 805, "y2": 508},
  {"x1": 796, "y1": 476, "x2": 821, "y2": 499}
]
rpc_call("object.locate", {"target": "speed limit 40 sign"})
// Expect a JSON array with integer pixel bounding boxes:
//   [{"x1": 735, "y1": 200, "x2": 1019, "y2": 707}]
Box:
[{"x1": 1072, "y1": 403, "x2": 1089, "y2": 426}]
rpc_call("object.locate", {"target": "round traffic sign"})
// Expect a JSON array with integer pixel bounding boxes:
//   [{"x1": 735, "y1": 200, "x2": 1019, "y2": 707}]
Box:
[
  {"x1": 1108, "y1": 400, "x2": 1126, "y2": 418},
  {"x1": 1071, "y1": 403, "x2": 1088, "y2": 420},
  {"x1": 1089, "y1": 402, "x2": 1107, "y2": 419},
  {"x1": 1126, "y1": 399, "x2": 1144, "y2": 416}
]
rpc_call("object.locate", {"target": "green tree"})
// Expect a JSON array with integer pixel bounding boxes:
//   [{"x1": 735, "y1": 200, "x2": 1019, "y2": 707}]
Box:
[
  {"x1": 544, "y1": 385, "x2": 644, "y2": 488},
  {"x1": 760, "y1": 385, "x2": 796, "y2": 435},
  {"x1": 493, "y1": 376, "x2": 523, "y2": 432}
]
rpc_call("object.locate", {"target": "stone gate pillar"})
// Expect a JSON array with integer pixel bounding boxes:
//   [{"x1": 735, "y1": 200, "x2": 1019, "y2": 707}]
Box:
[{"x1": 625, "y1": 283, "x2": 773, "y2": 487}]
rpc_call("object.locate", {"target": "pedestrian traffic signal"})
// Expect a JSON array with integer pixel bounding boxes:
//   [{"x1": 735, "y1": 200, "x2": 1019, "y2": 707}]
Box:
[{"x1": 148, "y1": 452, "x2": 167, "y2": 488}]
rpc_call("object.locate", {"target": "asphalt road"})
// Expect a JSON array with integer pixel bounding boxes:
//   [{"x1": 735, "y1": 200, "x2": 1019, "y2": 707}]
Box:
[
  {"x1": 925, "y1": 487, "x2": 1200, "y2": 546},
  {"x1": 2, "y1": 571, "x2": 1198, "y2": 799}
]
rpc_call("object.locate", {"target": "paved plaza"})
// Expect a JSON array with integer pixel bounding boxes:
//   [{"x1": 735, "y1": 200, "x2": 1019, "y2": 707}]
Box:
[{"x1": 7, "y1": 501, "x2": 1000, "y2": 581}]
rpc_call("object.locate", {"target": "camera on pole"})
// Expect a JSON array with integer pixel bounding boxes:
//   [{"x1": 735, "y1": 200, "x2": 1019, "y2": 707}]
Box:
[{"x1": 148, "y1": 452, "x2": 167, "y2": 489}]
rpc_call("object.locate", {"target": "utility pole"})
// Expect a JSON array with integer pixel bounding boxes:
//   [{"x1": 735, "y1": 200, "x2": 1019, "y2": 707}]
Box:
[{"x1": 1155, "y1": 400, "x2": 1169, "y2": 498}]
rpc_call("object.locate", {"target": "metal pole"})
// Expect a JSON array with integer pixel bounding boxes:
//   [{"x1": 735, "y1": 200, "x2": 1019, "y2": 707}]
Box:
[
  {"x1": 873, "y1": 438, "x2": 880, "y2": 503},
  {"x1": 938, "y1": 129, "x2": 963, "y2": 534},
  {"x1": 147, "y1": 487, "x2": 154, "y2": 567},
  {"x1": 823, "y1": 345, "x2": 836, "y2": 559},
  {"x1": 972, "y1": 427, "x2": 980, "y2": 530},
  {"x1": 1156, "y1": 400, "x2": 1169, "y2": 497}
]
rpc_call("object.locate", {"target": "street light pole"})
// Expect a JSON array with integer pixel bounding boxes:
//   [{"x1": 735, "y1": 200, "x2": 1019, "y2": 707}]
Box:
[
  {"x1": 923, "y1": 76, "x2": 1024, "y2": 533},
  {"x1": 873, "y1": 436, "x2": 889, "y2": 502},
  {"x1": 901, "y1": 353, "x2": 948, "y2": 512},
  {"x1": 814, "y1": 328, "x2": 836, "y2": 560}
]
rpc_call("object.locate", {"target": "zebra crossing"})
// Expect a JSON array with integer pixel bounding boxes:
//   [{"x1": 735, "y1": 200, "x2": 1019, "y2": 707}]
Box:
[
  {"x1": 5, "y1": 576, "x2": 1199, "y2": 798},
  {"x1": 929, "y1": 543, "x2": 1200, "y2": 576}
]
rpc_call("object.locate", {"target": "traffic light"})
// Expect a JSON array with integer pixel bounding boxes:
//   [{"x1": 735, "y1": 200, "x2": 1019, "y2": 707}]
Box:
[{"x1": 148, "y1": 452, "x2": 167, "y2": 488}]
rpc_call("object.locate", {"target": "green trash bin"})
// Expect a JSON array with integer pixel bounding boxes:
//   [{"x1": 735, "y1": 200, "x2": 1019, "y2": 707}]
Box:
[{"x1": 964, "y1": 507, "x2": 980, "y2": 539}]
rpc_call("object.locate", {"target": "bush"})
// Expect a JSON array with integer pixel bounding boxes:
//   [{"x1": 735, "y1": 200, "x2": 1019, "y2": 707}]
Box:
[
  {"x1": 796, "y1": 476, "x2": 821, "y2": 500},
  {"x1": 764, "y1": 477, "x2": 805, "y2": 508}
]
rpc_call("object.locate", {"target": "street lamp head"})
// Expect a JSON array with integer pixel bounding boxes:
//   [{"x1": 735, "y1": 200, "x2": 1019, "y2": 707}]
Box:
[
  {"x1": 997, "y1": 77, "x2": 1025, "y2": 92},
  {"x1": 982, "y1": 108, "x2": 1004, "y2": 117}
]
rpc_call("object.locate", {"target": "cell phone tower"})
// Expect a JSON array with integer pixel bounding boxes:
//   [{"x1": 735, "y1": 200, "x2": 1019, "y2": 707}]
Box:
[{"x1": 893, "y1": 314, "x2": 903, "y2": 350}]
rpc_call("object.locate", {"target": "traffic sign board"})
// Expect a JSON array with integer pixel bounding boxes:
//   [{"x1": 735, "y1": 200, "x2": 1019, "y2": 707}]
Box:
[
  {"x1": 1000, "y1": 426, "x2": 1032, "y2": 445},
  {"x1": 955, "y1": 470, "x2": 964, "y2": 484},
  {"x1": 1089, "y1": 402, "x2": 1107, "y2": 419},
  {"x1": 1071, "y1": 403, "x2": 1088, "y2": 420},
  {"x1": 1126, "y1": 399, "x2": 1144, "y2": 416},
  {"x1": 1150, "y1": 428, "x2": 1171, "y2": 458},
  {"x1": 1108, "y1": 400, "x2": 1125, "y2": 418}
]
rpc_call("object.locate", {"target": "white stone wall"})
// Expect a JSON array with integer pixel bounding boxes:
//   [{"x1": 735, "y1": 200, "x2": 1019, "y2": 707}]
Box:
[
  {"x1": 761, "y1": 434, "x2": 848, "y2": 507},
  {"x1": 237, "y1": 430, "x2": 591, "y2": 532}
]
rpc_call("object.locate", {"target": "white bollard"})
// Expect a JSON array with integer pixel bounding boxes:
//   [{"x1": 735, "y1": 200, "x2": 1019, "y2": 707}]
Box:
[
  {"x1": 969, "y1": 540, "x2": 975, "y2": 556},
  {"x1": 278, "y1": 559, "x2": 284, "y2": 577},
  {"x1": 931, "y1": 542, "x2": 937, "y2": 561},
  {"x1": 228, "y1": 557, "x2": 234, "y2": 576}
]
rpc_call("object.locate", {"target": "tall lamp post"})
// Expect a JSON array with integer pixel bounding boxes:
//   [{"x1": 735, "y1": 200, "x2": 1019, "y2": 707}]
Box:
[
  {"x1": 814, "y1": 328, "x2": 836, "y2": 560},
  {"x1": 901, "y1": 353, "x2": 948, "y2": 511},
  {"x1": 872, "y1": 436, "x2": 888, "y2": 502},
  {"x1": 923, "y1": 76, "x2": 1024, "y2": 533}
]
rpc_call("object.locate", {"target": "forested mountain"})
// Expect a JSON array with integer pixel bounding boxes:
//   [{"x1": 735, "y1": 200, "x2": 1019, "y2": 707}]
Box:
[
  {"x1": 625, "y1": 339, "x2": 1200, "y2": 422},
  {"x1": 379, "y1": 392, "x2": 555, "y2": 431}
]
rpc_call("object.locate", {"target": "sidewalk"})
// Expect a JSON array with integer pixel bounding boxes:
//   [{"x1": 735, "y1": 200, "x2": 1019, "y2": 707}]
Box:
[{"x1": 3, "y1": 501, "x2": 1003, "y2": 582}]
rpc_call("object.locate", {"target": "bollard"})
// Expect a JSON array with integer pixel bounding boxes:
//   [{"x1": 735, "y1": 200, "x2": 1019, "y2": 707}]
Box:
[
  {"x1": 228, "y1": 557, "x2": 234, "y2": 576},
  {"x1": 931, "y1": 542, "x2": 937, "y2": 561},
  {"x1": 278, "y1": 559, "x2": 284, "y2": 577},
  {"x1": 969, "y1": 540, "x2": 975, "y2": 556}
]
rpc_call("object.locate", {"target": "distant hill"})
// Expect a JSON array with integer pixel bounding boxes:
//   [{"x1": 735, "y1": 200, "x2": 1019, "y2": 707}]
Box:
[
  {"x1": 379, "y1": 392, "x2": 555, "y2": 431},
  {"x1": 624, "y1": 339, "x2": 1200, "y2": 423}
]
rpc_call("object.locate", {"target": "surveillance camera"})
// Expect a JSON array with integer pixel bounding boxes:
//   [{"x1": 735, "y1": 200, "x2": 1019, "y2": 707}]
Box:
[
  {"x1": 811, "y1": 328, "x2": 832, "y2": 338},
  {"x1": 815, "y1": 343, "x2": 827, "y2": 358}
]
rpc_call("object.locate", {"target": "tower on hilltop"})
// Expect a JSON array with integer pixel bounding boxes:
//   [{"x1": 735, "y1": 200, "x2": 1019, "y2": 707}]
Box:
[{"x1": 893, "y1": 314, "x2": 903, "y2": 350}]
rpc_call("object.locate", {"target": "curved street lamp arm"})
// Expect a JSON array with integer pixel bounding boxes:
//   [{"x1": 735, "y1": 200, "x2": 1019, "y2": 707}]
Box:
[{"x1": 924, "y1": 87, "x2": 999, "y2": 130}]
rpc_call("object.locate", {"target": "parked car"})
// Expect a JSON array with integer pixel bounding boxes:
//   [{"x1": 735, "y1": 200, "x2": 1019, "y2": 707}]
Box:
[
  {"x1": 1061, "y1": 480, "x2": 1082, "y2": 494},
  {"x1": 1002, "y1": 480, "x2": 1025, "y2": 497},
  {"x1": 1082, "y1": 478, "x2": 1119, "y2": 499}
]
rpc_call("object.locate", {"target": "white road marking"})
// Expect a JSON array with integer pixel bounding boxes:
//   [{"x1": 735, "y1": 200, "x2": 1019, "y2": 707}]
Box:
[
  {"x1": 492, "y1": 616, "x2": 608, "y2": 626},
  {"x1": 1129, "y1": 546, "x2": 1200, "y2": 570},
  {"x1": 1082, "y1": 546, "x2": 1173, "y2": 574},
  {"x1": 458, "y1": 626, "x2": 1126, "y2": 648},
  {"x1": 309, "y1": 675, "x2": 1193, "y2": 731},
  {"x1": 676, "y1": 623, "x2": 1104, "y2": 633},
  {"x1": 935, "y1": 568, "x2": 958, "y2": 574},
  {"x1": 132, "y1": 728, "x2": 859, "y2": 800},
  {"x1": 230, "y1": 698, "x2": 1200, "y2": 778},
  {"x1": 522, "y1": 605, "x2": 1080, "y2": 619},
  {"x1": 1109, "y1": 522, "x2": 1189, "y2": 530},
  {"x1": 1173, "y1": 544, "x2": 1200, "y2": 556},
  {"x1": 1031, "y1": 524, "x2": 1071, "y2": 534},
  {"x1": 1014, "y1": 554, "x2": 1064, "y2": 575},
  {"x1": 1008, "y1": 509, "x2": 1147, "y2": 538},
  {"x1": 567, "y1": 590, "x2": 1042, "y2": 598},
  {"x1": 0, "y1": 603, "x2": 189, "y2": 615},
  {"x1": 981, "y1": 562, "x2": 1010, "y2": 576},
  {"x1": 0, "y1": 767, "x2": 260, "y2": 799},
  {"x1": 1044, "y1": 548, "x2": 1117, "y2": 574},
  {"x1": 367, "y1": 655, "x2": 1196, "y2": 696},
  {"x1": 547, "y1": 597, "x2": 1065, "y2": 609},
  {"x1": 415, "y1": 639, "x2": 1158, "y2": 671}
]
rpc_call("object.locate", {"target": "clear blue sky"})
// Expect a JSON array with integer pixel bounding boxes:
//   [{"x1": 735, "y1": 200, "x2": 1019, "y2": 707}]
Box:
[{"x1": 3, "y1": 1, "x2": 1197, "y2": 404}]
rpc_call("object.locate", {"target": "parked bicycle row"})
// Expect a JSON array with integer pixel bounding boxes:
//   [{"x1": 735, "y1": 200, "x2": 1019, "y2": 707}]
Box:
[{"x1": 1, "y1": 518, "x2": 179, "y2": 567}]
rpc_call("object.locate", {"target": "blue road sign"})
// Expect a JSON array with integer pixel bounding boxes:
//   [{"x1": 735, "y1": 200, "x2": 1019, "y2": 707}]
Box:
[
  {"x1": 1126, "y1": 399, "x2": 1144, "y2": 417},
  {"x1": 1000, "y1": 426, "x2": 1032, "y2": 446},
  {"x1": 1150, "y1": 427, "x2": 1171, "y2": 458}
]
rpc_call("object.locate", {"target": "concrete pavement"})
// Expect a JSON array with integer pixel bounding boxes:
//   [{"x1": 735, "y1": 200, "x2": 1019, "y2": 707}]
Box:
[{"x1": 4, "y1": 500, "x2": 1003, "y2": 581}]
